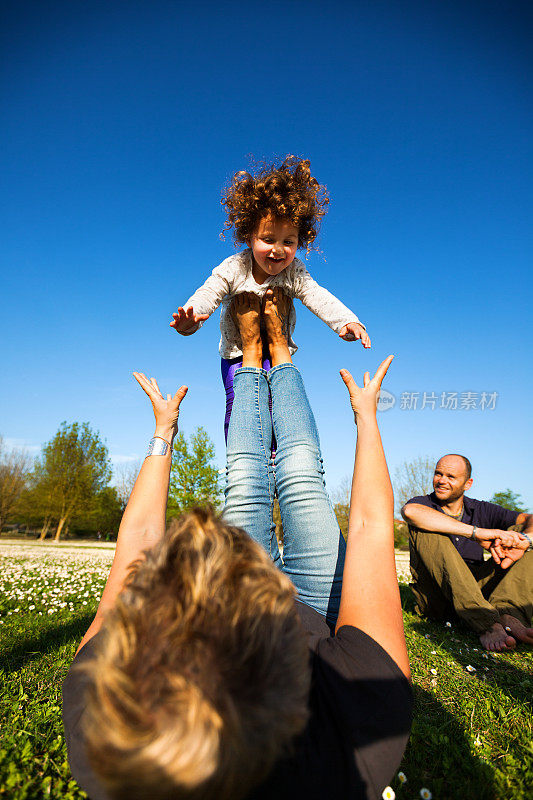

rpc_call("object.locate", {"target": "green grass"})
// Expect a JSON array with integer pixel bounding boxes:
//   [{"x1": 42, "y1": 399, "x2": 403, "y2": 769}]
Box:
[
  {"x1": 0, "y1": 546, "x2": 532, "y2": 799},
  {"x1": 396, "y1": 586, "x2": 533, "y2": 800}
]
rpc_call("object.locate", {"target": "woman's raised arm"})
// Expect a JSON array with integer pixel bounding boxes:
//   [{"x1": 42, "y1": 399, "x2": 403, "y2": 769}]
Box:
[
  {"x1": 335, "y1": 356, "x2": 410, "y2": 679},
  {"x1": 75, "y1": 374, "x2": 188, "y2": 655}
]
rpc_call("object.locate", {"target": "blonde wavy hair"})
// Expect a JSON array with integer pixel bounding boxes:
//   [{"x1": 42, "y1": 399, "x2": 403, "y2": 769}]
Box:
[{"x1": 80, "y1": 508, "x2": 310, "y2": 800}]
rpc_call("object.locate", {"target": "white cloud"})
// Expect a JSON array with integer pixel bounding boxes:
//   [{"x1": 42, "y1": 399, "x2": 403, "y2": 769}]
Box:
[{"x1": 2, "y1": 438, "x2": 40, "y2": 454}]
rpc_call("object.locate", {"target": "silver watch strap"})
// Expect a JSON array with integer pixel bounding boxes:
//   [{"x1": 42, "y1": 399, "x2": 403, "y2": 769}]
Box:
[
  {"x1": 471, "y1": 525, "x2": 477, "y2": 540},
  {"x1": 521, "y1": 532, "x2": 533, "y2": 551},
  {"x1": 146, "y1": 437, "x2": 170, "y2": 457}
]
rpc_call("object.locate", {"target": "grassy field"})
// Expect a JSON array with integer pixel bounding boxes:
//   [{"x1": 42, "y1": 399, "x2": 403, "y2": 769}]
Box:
[{"x1": 0, "y1": 541, "x2": 532, "y2": 800}]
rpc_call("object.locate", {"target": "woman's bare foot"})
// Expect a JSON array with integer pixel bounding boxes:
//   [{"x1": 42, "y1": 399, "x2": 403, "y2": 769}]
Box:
[
  {"x1": 231, "y1": 293, "x2": 262, "y2": 368},
  {"x1": 500, "y1": 613, "x2": 533, "y2": 645},
  {"x1": 479, "y1": 621, "x2": 516, "y2": 652},
  {"x1": 262, "y1": 288, "x2": 292, "y2": 366}
]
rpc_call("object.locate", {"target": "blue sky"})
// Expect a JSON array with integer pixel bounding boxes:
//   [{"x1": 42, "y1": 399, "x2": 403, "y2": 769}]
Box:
[{"x1": 1, "y1": 0, "x2": 532, "y2": 509}]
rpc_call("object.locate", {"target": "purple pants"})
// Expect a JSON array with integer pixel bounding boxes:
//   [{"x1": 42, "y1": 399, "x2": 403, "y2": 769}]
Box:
[{"x1": 221, "y1": 354, "x2": 273, "y2": 443}]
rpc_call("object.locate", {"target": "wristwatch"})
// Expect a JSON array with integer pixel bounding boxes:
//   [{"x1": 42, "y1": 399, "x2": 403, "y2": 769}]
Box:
[{"x1": 522, "y1": 532, "x2": 533, "y2": 551}]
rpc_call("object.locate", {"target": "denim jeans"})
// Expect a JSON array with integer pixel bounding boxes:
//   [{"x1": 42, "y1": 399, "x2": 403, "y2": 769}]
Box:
[{"x1": 223, "y1": 364, "x2": 346, "y2": 625}]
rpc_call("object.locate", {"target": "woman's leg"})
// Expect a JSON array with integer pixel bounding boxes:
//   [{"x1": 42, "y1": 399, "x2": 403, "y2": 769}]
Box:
[
  {"x1": 264, "y1": 289, "x2": 346, "y2": 624},
  {"x1": 222, "y1": 295, "x2": 280, "y2": 563}
]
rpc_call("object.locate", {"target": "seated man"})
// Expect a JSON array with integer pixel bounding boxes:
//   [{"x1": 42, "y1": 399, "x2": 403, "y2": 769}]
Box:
[
  {"x1": 62, "y1": 291, "x2": 412, "y2": 800},
  {"x1": 402, "y1": 454, "x2": 533, "y2": 652}
]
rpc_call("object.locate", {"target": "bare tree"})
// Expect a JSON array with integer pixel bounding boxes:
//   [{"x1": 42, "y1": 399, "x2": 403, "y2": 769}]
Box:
[
  {"x1": 393, "y1": 455, "x2": 436, "y2": 514},
  {"x1": 0, "y1": 437, "x2": 33, "y2": 531},
  {"x1": 113, "y1": 460, "x2": 142, "y2": 508},
  {"x1": 332, "y1": 476, "x2": 352, "y2": 540},
  {"x1": 332, "y1": 476, "x2": 352, "y2": 507}
]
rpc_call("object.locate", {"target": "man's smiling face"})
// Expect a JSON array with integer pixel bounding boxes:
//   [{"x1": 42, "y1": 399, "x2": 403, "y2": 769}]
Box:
[
  {"x1": 433, "y1": 455, "x2": 473, "y2": 503},
  {"x1": 249, "y1": 215, "x2": 299, "y2": 283}
]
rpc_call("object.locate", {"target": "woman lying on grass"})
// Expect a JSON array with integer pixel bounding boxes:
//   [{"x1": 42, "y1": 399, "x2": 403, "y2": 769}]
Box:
[{"x1": 62, "y1": 289, "x2": 412, "y2": 800}]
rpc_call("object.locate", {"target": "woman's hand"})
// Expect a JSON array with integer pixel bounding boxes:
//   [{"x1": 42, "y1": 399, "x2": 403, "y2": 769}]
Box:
[
  {"x1": 133, "y1": 372, "x2": 188, "y2": 443},
  {"x1": 340, "y1": 355, "x2": 394, "y2": 423}
]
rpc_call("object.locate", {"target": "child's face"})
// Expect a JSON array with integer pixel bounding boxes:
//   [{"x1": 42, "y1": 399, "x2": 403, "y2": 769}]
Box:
[{"x1": 249, "y1": 215, "x2": 299, "y2": 281}]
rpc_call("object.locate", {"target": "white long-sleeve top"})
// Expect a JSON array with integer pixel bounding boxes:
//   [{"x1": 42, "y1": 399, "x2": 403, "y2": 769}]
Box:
[{"x1": 183, "y1": 249, "x2": 364, "y2": 359}]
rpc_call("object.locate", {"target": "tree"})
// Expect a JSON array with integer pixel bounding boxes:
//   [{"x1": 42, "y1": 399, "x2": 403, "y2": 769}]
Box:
[
  {"x1": 32, "y1": 422, "x2": 112, "y2": 540},
  {"x1": 113, "y1": 460, "x2": 142, "y2": 508},
  {"x1": 489, "y1": 489, "x2": 525, "y2": 513},
  {"x1": 334, "y1": 501, "x2": 349, "y2": 540},
  {"x1": 168, "y1": 427, "x2": 222, "y2": 517},
  {"x1": 14, "y1": 475, "x2": 55, "y2": 537},
  {"x1": 0, "y1": 437, "x2": 33, "y2": 531},
  {"x1": 393, "y1": 455, "x2": 436, "y2": 515},
  {"x1": 332, "y1": 476, "x2": 352, "y2": 540},
  {"x1": 75, "y1": 486, "x2": 123, "y2": 538}
]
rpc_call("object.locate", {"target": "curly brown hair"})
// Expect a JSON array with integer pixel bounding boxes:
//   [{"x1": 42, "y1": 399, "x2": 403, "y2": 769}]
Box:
[{"x1": 221, "y1": 155, "x2": 329, "y2": 252}]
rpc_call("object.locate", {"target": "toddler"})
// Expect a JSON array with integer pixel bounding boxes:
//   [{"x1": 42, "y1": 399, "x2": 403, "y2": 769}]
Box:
[{"x1": 171, "y1": 156, "x2": 370, "y2": 439}]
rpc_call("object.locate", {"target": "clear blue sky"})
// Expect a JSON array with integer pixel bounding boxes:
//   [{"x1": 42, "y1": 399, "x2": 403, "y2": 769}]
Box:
[{"x1": 1, "y1": 0, "x2": 532, "y2": 509}]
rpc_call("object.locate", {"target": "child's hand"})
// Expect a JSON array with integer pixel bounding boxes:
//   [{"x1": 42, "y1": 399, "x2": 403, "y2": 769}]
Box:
[
  {"x1": 170, "y1": 306, "x2": 209, "y2": 336},
  {"x1": 339, "y1": 322, "x2": 371, "y2": 348}
]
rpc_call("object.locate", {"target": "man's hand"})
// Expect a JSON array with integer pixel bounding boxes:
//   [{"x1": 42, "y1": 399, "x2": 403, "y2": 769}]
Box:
[
  {"x1": 474, "y1": 528, "x2": 528, "y2": 568},
  {"x1": 170, "y1": 306, "x2": 209, "y2": 335},
  {"x1": 339, "y1": 322, "x2": 371, "y2": 348},
  {"x1": 494, "y1": 538, "x2": 529, "y2": 570}
]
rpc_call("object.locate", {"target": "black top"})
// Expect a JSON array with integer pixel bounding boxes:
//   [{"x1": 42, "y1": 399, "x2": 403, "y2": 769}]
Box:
[
  {"x1": 63, "y1": 601, "x2": 412, "y2": 800},
  {"x1": 406, "y1": 493, "x2": 519, "y2": 562}
]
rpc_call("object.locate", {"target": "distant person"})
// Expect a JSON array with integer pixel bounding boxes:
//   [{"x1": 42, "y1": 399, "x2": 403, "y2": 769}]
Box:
[
  {"x1": 62, "y1": 292, "x2": 411, "y2": 800},
  {"x1": 170, "y1": 155, "x2": 370, "y2": 441},
  {"x1": 402, "y1": 455, "x2": 533, "y2": 652}
]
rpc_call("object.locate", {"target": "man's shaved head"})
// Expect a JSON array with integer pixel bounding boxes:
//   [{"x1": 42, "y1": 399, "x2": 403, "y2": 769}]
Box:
[{"x1": 437, "y1": 454, "x2": 472, "y2": 480}]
